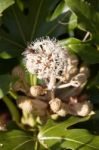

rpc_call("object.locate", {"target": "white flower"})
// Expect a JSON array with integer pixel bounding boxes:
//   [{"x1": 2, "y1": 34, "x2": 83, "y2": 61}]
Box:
[{"x1": 23, "y1": 37, "x2": 85, "y2": 90}]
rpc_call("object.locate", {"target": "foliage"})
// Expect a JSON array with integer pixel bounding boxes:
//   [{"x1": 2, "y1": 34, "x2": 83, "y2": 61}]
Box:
[
  {"x1": 0, "y1": 0, "x2": 14, "y2": 16},
  {"x1": 0, "y1": 130, "x2": 34, "y2": 150},
  {"x1": 0, "y1": 0, "x2": 99, "y2": 150}
]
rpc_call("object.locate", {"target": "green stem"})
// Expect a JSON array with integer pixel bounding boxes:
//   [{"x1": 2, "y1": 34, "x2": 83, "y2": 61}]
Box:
[
  {"x1": 29, "y1": 74, "x2": 37, "y2": 86},
  {"x1": 83, "y1": 32, "x2": 90, "y2": 41},
  {"x1": 33, "y1": 127, "x2": 40, "y2": 150},
  {"x1": 35, "y1": 140, "x2": 40, "y2": 150},
  {"x1": 33, "y1": 74, "x2": 37, "y2": 86},
  {"x1": 8, "y1": 90, "x2": 18, "y2": 100},
  {"x1": 3, "y1": 96, "x2": 20, "y2": 123}
]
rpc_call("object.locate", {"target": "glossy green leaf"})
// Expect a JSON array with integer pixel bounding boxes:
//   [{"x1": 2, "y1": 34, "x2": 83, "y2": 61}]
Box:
[
  {"x1": 59, "y1": 37, "x2": 81, "y2": 46},
  {"x1": 65, "y1": 0, "x2": 99, "y2": 42},
  {"x1": 39, "y1": 128, "x2": 99, "y2": 150},
  {"x1": 0, "y1": 0, "x2": 14, "y2": 16},
  {"x1": 0, "y1": 130, "x2": 34, "y2": 150},
  {"x1": 38, "y1": 116, "x2": 91, "y2": 148},
  {"x1": 48, "y1": 0, "x2": 77, "y2": 31},
  {"x1": 0, "y1": 74, "x2": 12, "y2": 98},
  {"x1": 0, "y1": 0, "x2": 69, "y2": 58},
  {"x1": 0, "y1": 51, "x2": 13, "y2": 59},
  {"x1": 68, "y1": 43, "x2": 99, "y2": 64},
  {"x1": 48, "y1": 0, "x2": 69, "y2": 21},
  {"x1": 68, "y1": 13, "x2": 77, "y2": 30},
  {"x1": 61, "y1": 38, "x2": 99, "y2": 64}
]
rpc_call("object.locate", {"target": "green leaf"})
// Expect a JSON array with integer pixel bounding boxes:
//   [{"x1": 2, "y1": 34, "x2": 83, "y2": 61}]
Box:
[
  {"x1": 0, "y1": 0, "x2": 69, "y2": 58},
  {"x1": 59, "y1": 37, "x2": 80, "y2": 46},
  {"x1": 0, "y1": 0, "x2": 14, "y2": 16},
  {"x1": 0, "y1": 130, "x2": 34, "y2": 150},
  {"x1": 38, "y1": 116, "x2": 99, "y2": 150},
  {"x1": 61, "y1": 38, "x2": 99, "y2": 64},
  {"x1": 38, "y1": 116, "x2": 91, "y2": 148},
  {"x1": 0, "y1": 51, "x2": 13, "y2": 59},
  {"x1": 68, "y1": 13, "x2": 77, "y2": 30},
  {"x1": 48, "y1": 0, "x2": 69, "y2": 21},
  {"x1": 48, "y1": 0, "x2": 77, "y2": 31},
  {"x1": 39, "y1": 128, "x2": 99, "y2": 150},
  {"x1": 65, "y1": 0, "x2": 99, "y2": 42},
  {"x1": 39, "y1": 116, "x2": 90, "y2": 135},
  {"x1": 0, "y1": 74, "x2": 12, "y2": 98},
  {"x1": 68, "y1": 43, "x2": 99, "y2": 64}
]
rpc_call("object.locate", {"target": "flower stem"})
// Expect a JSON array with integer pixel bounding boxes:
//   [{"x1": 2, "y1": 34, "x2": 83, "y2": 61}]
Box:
[
  {"x1": 83, "y1": 32, "x2": 90, "y2": 41},
  {"x1": 51, "y1": 89, "x2": 55, "y2": 99},
  {"x1": 35, "y1": 140, "x2": 40, "y2": 150},
  {"x1": 8, "y1": 90, "x2": 18, "y2": 100},
  {"x1": 3, "y1": 96, "x2": 20, "y2": 123},
  {"x1": 33, "y1": 74, "x2": 37, "y2": 86}
]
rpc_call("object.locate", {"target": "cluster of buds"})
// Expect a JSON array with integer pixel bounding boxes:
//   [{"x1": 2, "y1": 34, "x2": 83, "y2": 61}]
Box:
[
  {"x1": 49, "y1": 98, "x2": 67, "y2": 117},
  {"x1": 49, "y1": 96, "x2": 93, "y2": 118}
]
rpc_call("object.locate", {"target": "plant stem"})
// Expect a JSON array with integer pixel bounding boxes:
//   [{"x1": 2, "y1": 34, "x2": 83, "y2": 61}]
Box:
[
  {"x1": 35, "y1": 140, "x2": 40, "y2": 150},
  {"x1": 51, "y1": 89, "x2": 55, "y2": 99},
  {"x1": 3, "y1": 96, "x2": 20, "y2": 123},
  {"x1": 33, "y1": 74, "x2": 37, "y2": 86},
  {"x1": 8, "y1": 90, "x2": 18, "y2": 100},
  {"x1": 34, "y1": 127, "x2": 40, "y2": 150},
  {"x1": 30, "y1": 74, "x2": 37, "y2": 86},
  {"x1": 83, "y1": 32, "x2": 90, "y2": 41}
]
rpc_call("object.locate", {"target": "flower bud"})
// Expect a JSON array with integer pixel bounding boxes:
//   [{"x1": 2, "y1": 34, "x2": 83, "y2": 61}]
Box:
[
  {"x1": 17, "y1": 96, "x2": 33, "y2": 114},
  {"x1": 69, "y1": 100, "x2": 93, "y2": 116},
  {"x1": 70, "y1": 73, "x2": 87, "y2": 87},
  {"x1": 49, "y1": 98, "x2": 62, "y2": 113},
  {"x1": 51, "y1": 114, "x2": 59, "y2": 120},
  {"x1": 75, "y1": 101, "x2": 92, "y2": 116},
  {"x1": 21, "y1": 114, "x2": 36, "y2": 127},
  {"x1": 57, "y1": 103, "x2": 67, "y2": 117},
  {"x1": 69, "y1": 54, "x2": 78, "y2": 66},
  {"x1": 69, "y1": 67, "x2": 78, "y2": 76},
  {"x1": 30, "y1": 85, "x2": 45, "y2": 97},
  {"x1": 80, "y1": 65, "x2": 90, "y2": 78}
]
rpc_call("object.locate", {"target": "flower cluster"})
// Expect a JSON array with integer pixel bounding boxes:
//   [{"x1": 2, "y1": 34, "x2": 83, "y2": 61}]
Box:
[
  {"x1": 16, "y1": 37, "x2": 94, "y2": 126},
  {"x1": 23, "y1": 37, "x2": 83, "y2": 90}
]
